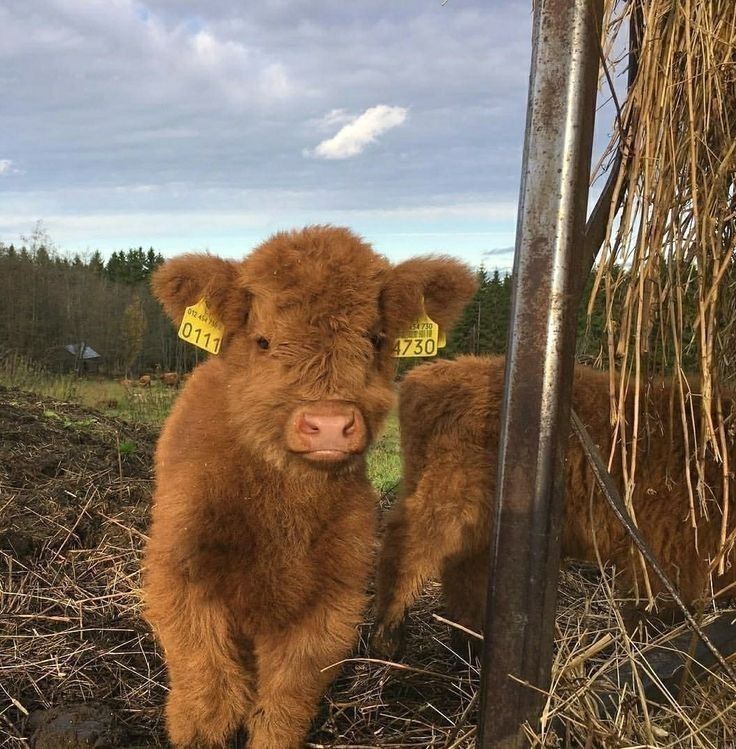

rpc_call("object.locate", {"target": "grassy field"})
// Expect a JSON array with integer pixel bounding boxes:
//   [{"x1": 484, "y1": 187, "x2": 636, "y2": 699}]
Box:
[
  {"x1": 367, "y1": 411, "x2": 401, "y2": 495},
  {"x1": 0, "y1": 354, "x2": 177, "y2": 423}
]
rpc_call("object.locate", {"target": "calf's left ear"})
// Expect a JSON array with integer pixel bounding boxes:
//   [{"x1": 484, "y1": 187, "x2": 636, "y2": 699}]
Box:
[
  {"x1": 151, "y1": 253, "x2": 250, "y2": 332},
  {"x1": 382, "y1": 256, "x2": 478, "y2": 335}
]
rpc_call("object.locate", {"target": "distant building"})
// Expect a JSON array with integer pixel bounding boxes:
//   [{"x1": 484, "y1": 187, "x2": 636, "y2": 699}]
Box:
[{"x1": 51, "y1": 342, "x2": 102, "y2": 374}]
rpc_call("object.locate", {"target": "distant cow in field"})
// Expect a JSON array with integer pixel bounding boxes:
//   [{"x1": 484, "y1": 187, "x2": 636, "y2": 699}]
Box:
[
  {"x1": 373, "y1": 355, "x2": 736, "y2": 655},
  {"x1": 142, "y1": 226, "x2": 476, "y2": 748},
  {"x1": 160, "y1": 371, "x2": 180, "y2": 388}
]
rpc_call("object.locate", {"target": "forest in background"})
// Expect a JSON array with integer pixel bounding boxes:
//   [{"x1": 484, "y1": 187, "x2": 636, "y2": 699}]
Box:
[
  {"x1": 0, "y1": 227, "x2": 203, "y2": 376},
  {"x1": 0, "y1": 226, "x2": 712, "y2": 379}
]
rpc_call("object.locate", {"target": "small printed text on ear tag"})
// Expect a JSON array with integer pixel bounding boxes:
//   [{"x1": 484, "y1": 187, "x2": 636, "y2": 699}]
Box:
[
  {"x1": 392, "y1": 304, "x2": 442, "y2": 358},
  {"x1": 178, "y1": 299, "x2": 225, "y2": 355}
]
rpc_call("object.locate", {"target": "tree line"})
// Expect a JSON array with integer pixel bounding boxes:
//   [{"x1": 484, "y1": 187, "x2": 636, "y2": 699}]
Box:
[
  {"x1": 0, "y1": 229, "x2": 724, "y2": 379},
  {"x1": 438, "y1": 263, "x2": 715, "y2": 378},
  {"x1": 0, "y1": 232, "x2": 202, "y2": 376},
  {"x1": 440, "y1": 267, "x2": 609, "y2": 362}
]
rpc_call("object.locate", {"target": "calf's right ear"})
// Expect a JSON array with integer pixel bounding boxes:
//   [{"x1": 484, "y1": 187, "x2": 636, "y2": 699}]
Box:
[
  {"x1": 151, "y1": 254, "x2": 249, "y2": 331},
  {"x1": 382, "y1": 256, "x2": 478, "y2": 335}
]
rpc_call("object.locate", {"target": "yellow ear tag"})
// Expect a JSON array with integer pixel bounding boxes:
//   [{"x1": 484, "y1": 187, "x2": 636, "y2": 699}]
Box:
[
  {"x1": 392, "y1": 302, "x2": 442, "y2": 358},
  {"x1": 178, "y1": 299, "x2": 225, "y2": 355}
]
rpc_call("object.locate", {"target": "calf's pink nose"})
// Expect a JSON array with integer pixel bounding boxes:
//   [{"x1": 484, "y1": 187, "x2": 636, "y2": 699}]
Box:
[
  {"x1": 287, "y1": 402, "x2": 368, "y2": 460},
  {"x1": 297, "y1": 411, "x2": 356, "y2": 450}
]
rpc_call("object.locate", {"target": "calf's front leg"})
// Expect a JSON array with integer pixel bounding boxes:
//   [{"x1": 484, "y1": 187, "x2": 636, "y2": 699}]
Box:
[
  {"x1": 373, "y1": 457, "x2": 490, "y2": 658},
  {"x1": 246, "y1": 586, "x2": 367, "y2": 749},
  {"x1": 145, "y1": 565, "x2": 256, "y2": 748}
]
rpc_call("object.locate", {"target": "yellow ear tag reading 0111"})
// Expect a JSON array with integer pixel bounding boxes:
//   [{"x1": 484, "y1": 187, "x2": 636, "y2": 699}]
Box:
[
  {"x1": 392, "y1": 304, "x2": 443, "y2": 358},
  {"x1": 178, "y1": 299, "x2": 225, "y2": 355}
]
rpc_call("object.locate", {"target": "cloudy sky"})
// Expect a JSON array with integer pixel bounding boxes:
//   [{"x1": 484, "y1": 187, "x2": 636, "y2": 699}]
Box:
[{"x1": 0, "y1": 1, "x2": 616, "y2": 268}]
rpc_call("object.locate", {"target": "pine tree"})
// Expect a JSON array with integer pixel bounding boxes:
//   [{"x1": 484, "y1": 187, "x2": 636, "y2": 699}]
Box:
[
  {"x1": 105, "y1": 251, "x2": 123, "y2": 281},
  {"x1": 443, "y1": 267, "x2": 489, "y2": 357},
  {"x1": 88, "y1": 250, "x2": 105, "y2": 275},
  {"x1": 145, "y1": 247, "x2": 164, "y2": 275}
]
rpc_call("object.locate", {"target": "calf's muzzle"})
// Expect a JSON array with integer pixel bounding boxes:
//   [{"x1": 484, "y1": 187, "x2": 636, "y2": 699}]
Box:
[{"x1": 286, "y1": 401, "x2": 367, "y2": 463}]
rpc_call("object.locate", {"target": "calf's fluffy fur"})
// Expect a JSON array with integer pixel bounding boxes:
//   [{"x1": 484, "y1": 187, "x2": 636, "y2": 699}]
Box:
[
  {"x1": 374, "y1": 355, "x2": 736, "y2": 651},
  {"x1": 142, "y1": 226, "x2": 475, "y2": 748}
]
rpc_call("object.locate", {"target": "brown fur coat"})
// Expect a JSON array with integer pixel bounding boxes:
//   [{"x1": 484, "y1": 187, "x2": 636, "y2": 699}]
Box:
[{"x1": 374, "y1": 355, "x2": 735, "y2": 650}]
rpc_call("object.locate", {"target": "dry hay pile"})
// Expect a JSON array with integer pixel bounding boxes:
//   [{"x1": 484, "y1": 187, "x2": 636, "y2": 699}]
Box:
[
  {"x1": 0, "y1": 385, "x2": 734, "y2": 748},
  {"x1": 593, "y1": 0, "x2": 736, "y2": 597}
]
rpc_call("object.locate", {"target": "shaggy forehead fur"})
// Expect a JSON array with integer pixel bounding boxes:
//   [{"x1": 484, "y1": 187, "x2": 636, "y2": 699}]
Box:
[
  {"x1": 239, "y1": 226, "x2": 389, "y2": 328},
  {"x1": 151, "y1": 225, "x2": 478, "y2": 353}
]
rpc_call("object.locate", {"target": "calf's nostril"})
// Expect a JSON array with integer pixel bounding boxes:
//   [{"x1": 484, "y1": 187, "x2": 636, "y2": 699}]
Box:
[
  {"x1": 299, "y1": 414, "x2": 322, "y2": 435},
  {"x1": 342, "y1": 411, "x2": 356, "y2": 436}
]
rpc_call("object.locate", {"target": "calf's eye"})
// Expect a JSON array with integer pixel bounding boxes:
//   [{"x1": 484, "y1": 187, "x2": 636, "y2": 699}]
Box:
[
  {"x1": 370, "y1": 334, "x2": 384, "y2": 352},
  {"x1": 256, "y1": 336, "x2": 270, "y2": 350}
]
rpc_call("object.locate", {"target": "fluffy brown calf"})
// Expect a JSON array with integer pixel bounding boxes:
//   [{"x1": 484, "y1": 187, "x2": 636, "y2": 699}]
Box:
[
  {"x1": 142, "y1": 226, "x2": 475, "y2": 748},
  {"x1": 374, "y1": 355, "x2": 736, "y2": 652}
]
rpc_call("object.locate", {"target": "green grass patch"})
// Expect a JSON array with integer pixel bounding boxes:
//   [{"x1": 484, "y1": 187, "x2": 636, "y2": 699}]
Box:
[
  {"x1": 118, "y1": 439, "x2": 138, "y2": 455},
  {"x1": 106, "y1": 386, "x2": 178, "y2": 424},
  {"x1": 1, "y1": 354, "x2": 79, "y2": 401},
  {"x1": 367, "y1": 410, "x2": 401, "y2": 496}
]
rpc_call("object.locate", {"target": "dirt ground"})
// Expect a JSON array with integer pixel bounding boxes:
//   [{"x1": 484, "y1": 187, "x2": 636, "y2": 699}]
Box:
[
  {"x1": 0, "y1": 385, "x2": 477, "y2": 748},
  {"x1": 2, "y1": 384, "x2": 735, "y2": 748},
  {"x1": 0, "y1": 385, "x2": 164, "y2": 747}
]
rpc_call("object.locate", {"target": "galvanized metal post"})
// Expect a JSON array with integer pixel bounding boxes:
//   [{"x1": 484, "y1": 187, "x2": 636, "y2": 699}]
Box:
[{"x1": 477, "y1": 1, "x2": 602, "y2": 747}]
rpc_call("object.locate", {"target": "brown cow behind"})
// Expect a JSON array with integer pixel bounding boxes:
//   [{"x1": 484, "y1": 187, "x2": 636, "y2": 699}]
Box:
[
  {"x1": 142, "y1": 226, "x2": 476, "y2": 748},
  {"x1": 373, "y1": 355, "x2": 736, "y2": 654},
  {"x1": 160, "y1": 371, "x2": 180, "y2": 388}
]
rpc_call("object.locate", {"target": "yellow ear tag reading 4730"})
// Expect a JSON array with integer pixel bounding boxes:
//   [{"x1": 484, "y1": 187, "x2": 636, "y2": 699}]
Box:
[
  {"x1": 392, "y1": 303, "x2": 444, "y2": 358},
  {"x1": 178, "y1": 299, "x2": 225, "y2": 355}
]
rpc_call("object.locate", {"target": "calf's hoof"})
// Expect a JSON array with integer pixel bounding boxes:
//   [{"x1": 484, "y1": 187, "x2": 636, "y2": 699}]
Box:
[{"x1": 371, "y1": 620, "x2": 407, "y2": 661}]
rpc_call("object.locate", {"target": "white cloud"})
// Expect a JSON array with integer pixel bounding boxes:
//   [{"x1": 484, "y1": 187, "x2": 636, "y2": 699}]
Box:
[
  {"x1": 9, "y1": 0, "x2": 297, "y2": 111},
  {"x1": 308, "y1": 105, "x2": 408, "y2": 160},
  {"x1": 314, "y1": 108, "x2": 353, "y2": 130},
  {"x1": 0, "y1": 209, "x2": 270, "y2": 251},
  {"x1": 0, "y1": 159, "x2": 15, "y2": 175},
  {"x1": 345, "y1": 200, "x2": 517, "y2": 222}
]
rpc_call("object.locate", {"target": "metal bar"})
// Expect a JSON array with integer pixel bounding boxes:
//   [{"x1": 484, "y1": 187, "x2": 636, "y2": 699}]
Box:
[
  {"x1": 574, "y1": 0, "x2": 644, "y2": 300},
  {"x1": 477, "y1": 1, "x2": 603, "y2": 747}
]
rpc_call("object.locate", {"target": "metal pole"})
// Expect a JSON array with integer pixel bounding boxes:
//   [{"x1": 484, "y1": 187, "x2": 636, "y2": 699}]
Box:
[{"x1": 477, "y1": 1, "x2": 602, "y2": 747}]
